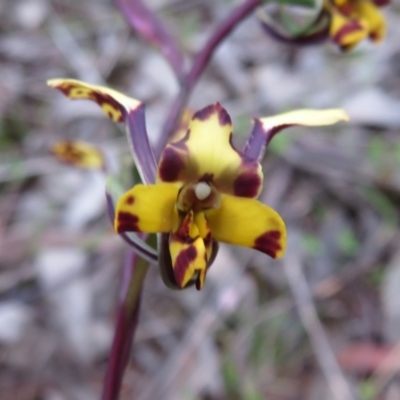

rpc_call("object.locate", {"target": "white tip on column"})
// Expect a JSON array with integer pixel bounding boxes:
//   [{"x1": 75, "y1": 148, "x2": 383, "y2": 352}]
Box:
[{"x1": 194, "y1": 182, "x2": 211, "y2": 200}]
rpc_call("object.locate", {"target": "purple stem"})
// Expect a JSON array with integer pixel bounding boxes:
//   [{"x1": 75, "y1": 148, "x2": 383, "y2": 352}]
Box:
[
  {"x1": 156, "y1": 0, "x2": 261, "y2": 157},
  {"x1": 116, "y1": 0, "x2": 185, "y2": 79},
  {"x1": 101, "y1": 250, "x2": 148, "y2": 400}
]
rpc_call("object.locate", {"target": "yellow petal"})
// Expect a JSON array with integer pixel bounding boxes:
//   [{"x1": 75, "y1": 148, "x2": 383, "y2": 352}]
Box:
[
  {"x1": 205, "y1": 195, "x2": 287, "y2": 259},
  {"x1": 47, "y1": 78, "x2": 141, "y2": 122},
  {"x1": 169, "y1": 234, "x2": 207, "y2": 289},
  {"x1": 329, "y1": 10, "x2": 369, "y2": 50},
  {"x1": 51, "y1": 141, "x2": 104, "y2": 169},
  {"x1": 158, "y1": 103, "x2": 263, "y2": 198},
  {"x1": 114, "y1": 183, "x2": 179, "y2": 233},
  {"x1": 353, "y1": 1, "x2": 386, "y2": 42},
  {"x1": 260, "y1": 109, "x2": 349, "y2": 133}
]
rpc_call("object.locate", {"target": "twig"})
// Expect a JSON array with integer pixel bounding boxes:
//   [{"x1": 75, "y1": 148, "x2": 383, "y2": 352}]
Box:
[{"x1": 283, "y1": 254, "x2": 356, "y2": 400}]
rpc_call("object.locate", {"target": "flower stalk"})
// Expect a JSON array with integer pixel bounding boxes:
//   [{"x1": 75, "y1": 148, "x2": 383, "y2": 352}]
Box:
[{"x1": 101, "y1": 251, "x2": 148, "y2": 400}]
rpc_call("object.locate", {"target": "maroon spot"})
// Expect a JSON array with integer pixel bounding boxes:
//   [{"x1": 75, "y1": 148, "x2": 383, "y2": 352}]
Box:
[
  {"x1": 92, "y1": 93, "x2": 125, "y2": 122},
  {"x1": 198, "y1": 173, "x2": 214, "y2": 183},
  {"x1": 333, "y1": 20, "x2": 363, "y2": 46},
  {"x1": 337, "y1": 3, "x2": 353, "y2": 15},
  {"x1": 158, "y1": 147, "x2": 185, "y2": 181},
  {"x1": 58, "y1": 87, "x2": 70, "y2": 96},
  {"x1": 116, "y1": 212, "x2": 140, "y2": 232},
  {"x1": 126, "y1": 196, "x2": 135, "y2": 205},
  {"x1": 193, "y1": 103, "x2": 232, "y2": 127},
  {"x1": 173, "y1": 245, "x2": 197, "y2": 288},
  {"x1": 253, "y1": 230, "x2": 282, "y2": 258},
  {"x1": 217, "y1": 106, "x2": 231, "y2": 126},
  {"x1": 233, "y1": 172, "x2": 261, "y2": 197},
  {"x1": 193, "y1": 104, "x2": 215, "y2": 121},
  {"x1": 373, "y1": 0, "x2": 389, "y2": 5}
]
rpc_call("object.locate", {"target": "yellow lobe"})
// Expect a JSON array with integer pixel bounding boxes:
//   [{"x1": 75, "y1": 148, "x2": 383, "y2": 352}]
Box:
[
  {"x1": 115, "y1": 183, "x2": 179, "y2": 233},
  {"x1": 169, "y1": 235, "x2": 207, "y2": 289}
]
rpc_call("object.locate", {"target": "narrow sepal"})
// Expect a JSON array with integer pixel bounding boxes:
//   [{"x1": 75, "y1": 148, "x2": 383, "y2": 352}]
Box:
[
  {"x1": 125, "y1": 103, "x2": 157, "y2": 184},
  {"x1": 47, "y1": 79, "x2": 157, "y2": 184},
  {"x1": 47, "y1": 78, "x2": 141, "y2": 122},
  {"x1": 244, "y1": 109, "x2": 349, "y2": 161}
]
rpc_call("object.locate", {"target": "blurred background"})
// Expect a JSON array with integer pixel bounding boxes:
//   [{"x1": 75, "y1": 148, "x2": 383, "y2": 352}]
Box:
[{"x1": 1, "y1": 0, "x2": 400, "y2": 399}]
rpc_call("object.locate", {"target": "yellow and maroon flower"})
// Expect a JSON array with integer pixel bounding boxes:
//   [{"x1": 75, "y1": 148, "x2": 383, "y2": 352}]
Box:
[
  {"x1": 48, "y1": 78, "x2": 348, "y2": 290},
  {"x1": 258, "y1": 0, "x2": 388, "y2": 51},
  {"x1": 327, "y1": 0, "x2": 387, "y2": 50},
  {"x1": 114, "y1": 104, "x2": 349, "y2": 290}
]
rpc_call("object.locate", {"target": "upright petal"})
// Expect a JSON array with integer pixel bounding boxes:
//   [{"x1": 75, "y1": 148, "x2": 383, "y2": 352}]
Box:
[
  {"x1": 115, "y1": 183, "x2": 179, "y2": 233},
  {"x1": 244, "y1": 109, "x2": 349, "y2": 161},
  {"x1": 205, "y1": 195, "x2": 287, "y2": 259},
  {"x1": 158, "y1": 103, "x2": 263, "y2": 198}
]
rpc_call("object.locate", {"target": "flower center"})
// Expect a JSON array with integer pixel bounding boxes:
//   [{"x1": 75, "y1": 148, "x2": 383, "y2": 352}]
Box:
[
  {"x1": 176, "y1": 182, "x2": 220, "y2": 213},
  {"x1": 194, "y1": 182, "x2": 211, "y2": 200}
]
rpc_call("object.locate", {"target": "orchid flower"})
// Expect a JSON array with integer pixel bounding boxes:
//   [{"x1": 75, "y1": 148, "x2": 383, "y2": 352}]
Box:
[
  {"x1": 327, "y1": 0, "x2": 387, "y2": 50},
  {"x1": 48, "y1": 78, "x2": 348, "y2": 290},
  {"x1": 258, "y1": 0, "x2": 388, "y2": 51}
]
